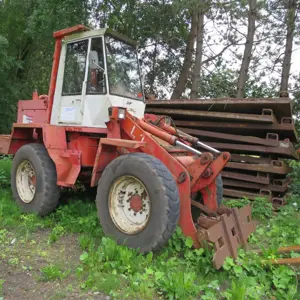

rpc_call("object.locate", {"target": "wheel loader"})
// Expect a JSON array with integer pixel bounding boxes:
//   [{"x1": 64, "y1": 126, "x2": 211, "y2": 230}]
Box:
[{"x1": 0, "y1": 25, "x2": 255, "y2": 269}]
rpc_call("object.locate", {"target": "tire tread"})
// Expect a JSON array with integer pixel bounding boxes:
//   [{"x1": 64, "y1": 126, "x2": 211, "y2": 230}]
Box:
[
  {"x1": 97, "y1": 152, "x2": 180, "y2": 252},
  {"x1": 11, "y1": 143, "x2": 60, "y2": 216}
]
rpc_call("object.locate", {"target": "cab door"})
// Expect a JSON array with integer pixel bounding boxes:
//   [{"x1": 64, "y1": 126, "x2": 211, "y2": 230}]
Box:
[
  {"x1": 81, "y1": 36, "x2": 109, "y2": 128},
  {"x1": 58, "y1": 39, "x2": 89, "y2": 124}
]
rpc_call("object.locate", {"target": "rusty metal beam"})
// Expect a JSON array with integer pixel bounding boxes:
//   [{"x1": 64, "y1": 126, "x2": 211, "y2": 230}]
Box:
[
  {"x1": 172, "y1": 121, "x2": 298, "y2": 142},
  {"x1": 223, "y1": 179, "x2": 289, "y2": 193},
  {"x1": 230, "y1": 154, "x2": 272, "y2": 164},
  {"x1": 226, "y1": 161, "x2": 291, "y2": 175},
  {"x1": 253, "y1": 245, "x2": 300, "y2": 254},
  {"x1": 203, "y1": 141, "x2": 299, "y2": 159},
  {"x1": 223, "y1": 188, "x2": 271, "y2": 200},
  {"x1": 178, "y1": 128, "x2": 279, "y2": 147},
  {"x1": 146, "y1": 97, "x2": 292, "y2": 120},
  {"x1": 221, "y1": 171, "x2": 270, "y2": 184},
  {"x1": 151, "y1": 108, "x2": 279, "y2": 124},
  {"x1": 146, "y1": 108, "x2": 277, "y2": 124},
  {"x1": 263, "y1": 257, "x2": 300, "y2": 266}
]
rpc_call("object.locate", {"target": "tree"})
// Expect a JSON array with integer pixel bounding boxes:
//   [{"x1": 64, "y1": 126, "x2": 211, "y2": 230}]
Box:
[
  {"x1": 0, "y1": 36, "x2": 18, "y2": 133},
  {"x1": 171, "y1": 11, "x2": 197, "y2": 99},
  {"x1": 236, "y1": 0, "x2": 257, "y2": 98},
  {"x1": 280, "y1": 0, "x2": 297, "y2": 95},
  {"x1": 190, "y1": 2, "x2": 205, "y2": 99}
]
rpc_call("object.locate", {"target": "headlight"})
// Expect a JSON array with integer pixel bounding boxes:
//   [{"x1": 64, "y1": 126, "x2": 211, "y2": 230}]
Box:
[{"x1": 118, "y1": 108, "x2": 126, "y2": 119}]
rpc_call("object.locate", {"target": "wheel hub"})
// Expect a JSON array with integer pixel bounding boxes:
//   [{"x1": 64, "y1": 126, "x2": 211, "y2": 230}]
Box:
[
  {"x1": 129, "y1": 194, "x2": 143, "y2": 212},
  {"x1": 16, "y1": 160, "x2": 36, "y2": 203},
  {"x1": 109, "y1": 176, "x2": 151, "y2": 235}
]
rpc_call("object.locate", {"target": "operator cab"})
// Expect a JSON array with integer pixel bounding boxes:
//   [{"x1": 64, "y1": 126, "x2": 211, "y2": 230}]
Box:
[{"x1": 50, "y1": 28, "x2": 145, "y2": 128}]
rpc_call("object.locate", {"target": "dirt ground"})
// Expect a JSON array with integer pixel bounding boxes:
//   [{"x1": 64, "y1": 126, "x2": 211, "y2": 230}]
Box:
[{"x1": 0, "y1": 229, "x2": 109, "y2": 300}]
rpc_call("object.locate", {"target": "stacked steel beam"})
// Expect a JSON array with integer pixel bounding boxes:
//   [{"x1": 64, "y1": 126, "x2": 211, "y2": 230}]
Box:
[{"x1": 146, "y1": 98, "x2": 299, "y2": 206}]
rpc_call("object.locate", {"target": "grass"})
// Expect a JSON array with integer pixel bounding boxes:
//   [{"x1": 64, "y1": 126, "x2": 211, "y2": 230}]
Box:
[
  {"x1": 0, "y1": 158, "x2": 299, "y2": 299},
  {"x1": 40, "y1": 264, "x2": 70, "y2": 281}
]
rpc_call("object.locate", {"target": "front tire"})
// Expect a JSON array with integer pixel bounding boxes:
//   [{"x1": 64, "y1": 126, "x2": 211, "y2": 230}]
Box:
[
  {"x1": 11, "y1": 144, "x2": 60, "y2": 216},
  {"x1": 96, "y1": 153, "x2": 180, "y2": 253}
]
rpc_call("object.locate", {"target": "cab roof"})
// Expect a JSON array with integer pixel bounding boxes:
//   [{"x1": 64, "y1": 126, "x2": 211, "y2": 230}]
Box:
[{"x1": 63, "y1": 27, "x2": 138, "y2": 48}]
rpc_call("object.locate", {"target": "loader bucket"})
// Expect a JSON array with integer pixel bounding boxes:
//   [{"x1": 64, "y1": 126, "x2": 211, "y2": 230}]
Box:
[{"x1": 196, "y1": 205, "x2": 256, "y2": 269}]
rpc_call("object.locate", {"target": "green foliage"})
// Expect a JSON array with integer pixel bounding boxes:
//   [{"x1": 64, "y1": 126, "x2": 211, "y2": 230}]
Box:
[
  {"x1": 0, "y1": 156, "x2": 299, "y2": 298},
  {"x1": 224, "y1": 196, "x2": 273, "y2": 220},
  {"x1": 48, "y1": 225, "x2": 65, "y2": 244},
  {"x1": 78, "y1": 234, "x2": 95, "y2": 251},
  {"x1": 249, "y1": 200, "x2": 300, "y2": 248},
  {"x1": 288, "y1": 160, "x2": 300, "y2": 194},
  {"x1": 0, "y1": 157, "x2": 12, "y2": 188},
  {"x1": 0, "y1": 279, "x2": 5, "y2": 298},
  {"x1": 0, "y1": 189, "x2": 22, "y2": 228},
  {"x1": 0, "y1": 36, "x2": 18, "y2": 133},
  {"x1": 155, "y1": 271, "x2": 199, "y2": 299},
  {"x1": 0, "y1": 170, "x2": 9, "y2": 188},
  {"x1": 40, "y1": 264, "x2": 70, "y2": 281},
  {"x1": 222, "y1": 280, "x2": 247, "y2": 300}
]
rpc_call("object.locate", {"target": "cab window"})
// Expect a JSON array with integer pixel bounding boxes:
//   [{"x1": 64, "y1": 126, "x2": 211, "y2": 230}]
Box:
[
  {"x1": 87, "y1": 37, "x2": 106, "y2": 94},
  {"x1": 62, "y1": 39, "x2": 88, "y2": 95}
]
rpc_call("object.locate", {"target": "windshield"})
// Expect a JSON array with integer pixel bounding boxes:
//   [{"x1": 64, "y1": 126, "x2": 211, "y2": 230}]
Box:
[{"x1": 105, "y1": 35, "x2": 143, "y2": 100}]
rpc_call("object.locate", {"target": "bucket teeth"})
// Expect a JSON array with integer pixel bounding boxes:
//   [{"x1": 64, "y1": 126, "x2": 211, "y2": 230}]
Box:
[{"x1": 197, "y1": 204, "x2": 255, "y2": 269}]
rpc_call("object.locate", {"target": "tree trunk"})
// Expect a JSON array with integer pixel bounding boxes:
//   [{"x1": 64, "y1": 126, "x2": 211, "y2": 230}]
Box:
[
  {"x1": 149, "y1": 43, "x2": 158, "y2": 94},
  {"x1": 280, "y1": 0, "x2": 296, "y2": 96},
  {"x1": 236, "y1": 0, "x2": 257, "y2": 98},
  {"x1": 171, "y1": 11, "x2": 197, "y2": 99},
  {"x1": 190, "y1": 5, "x2": 204, "y2": 100}
]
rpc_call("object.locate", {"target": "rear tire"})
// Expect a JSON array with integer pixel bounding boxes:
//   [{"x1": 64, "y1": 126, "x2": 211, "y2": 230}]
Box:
[
  {"x1": 11, "y1": 143, "x2": 60, "y2": 216},
  {"x1": 96, "y1": 153, "x2": 180, "y2": 253}
]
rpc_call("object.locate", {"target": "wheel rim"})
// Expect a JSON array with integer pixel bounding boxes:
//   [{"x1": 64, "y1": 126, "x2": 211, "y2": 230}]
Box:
[
  {"x1": 16, "y1": 160, "x2": 36, "y2": 203},
  {"x1": 109, "y1": 175, "x2": 151, "y2": 235}
]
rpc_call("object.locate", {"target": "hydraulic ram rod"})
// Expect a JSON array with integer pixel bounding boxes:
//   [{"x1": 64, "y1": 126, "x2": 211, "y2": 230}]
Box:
[
  {"x1": 196, "y1": 140, "x2": 220, "y2": 154},
  {"x1": 176, "y1": 141, "x2": 202, "y2": 155}
]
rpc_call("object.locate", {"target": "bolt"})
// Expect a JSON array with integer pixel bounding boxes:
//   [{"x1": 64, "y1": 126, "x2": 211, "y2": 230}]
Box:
[
  {"x1": 128, "y1": 208, "x2": 131, "y2": 211},
  {"x1": 134, "y1": 213, "x2": 137, "y2": 216},
  {"x1": 140, "y1": 211, "x2": 143, "y2": 214}
]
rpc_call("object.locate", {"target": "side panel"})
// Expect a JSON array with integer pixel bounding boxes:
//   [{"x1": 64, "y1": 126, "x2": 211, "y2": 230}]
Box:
[
  {"x1": 17, "y1": 100, "x2": 48, "y2": 124},
  {"x1": 68, "y1": 135, "x2": 99, "y2": 167}
]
